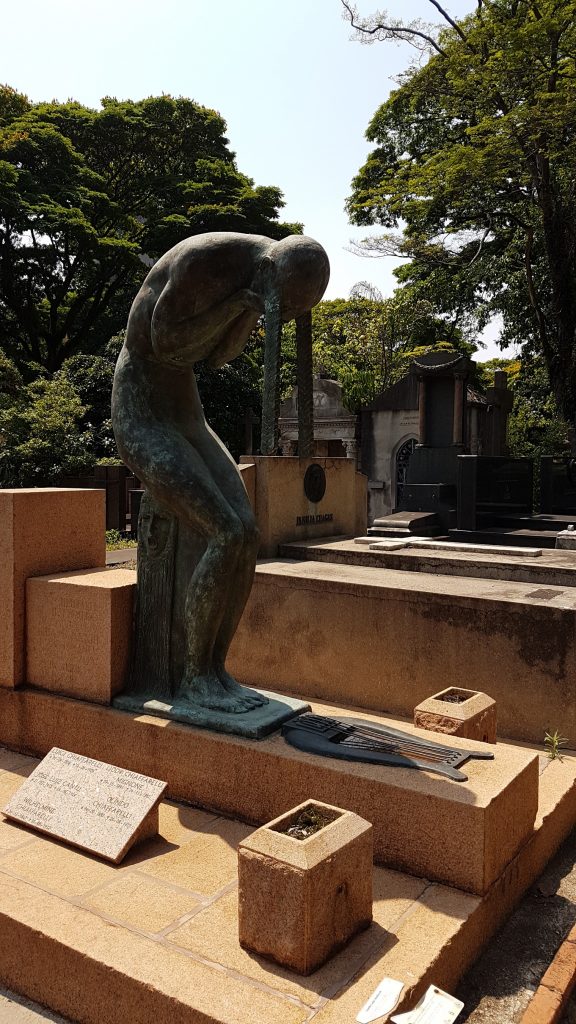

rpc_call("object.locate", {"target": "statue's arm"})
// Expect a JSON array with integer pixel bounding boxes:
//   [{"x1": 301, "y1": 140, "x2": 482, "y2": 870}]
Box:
[
  {"x1": 206, "y1": 309, "x2": 262, "y2": 368},
  {"x1": 151, "y1": 286, "x2": 263, "y2": 363}
]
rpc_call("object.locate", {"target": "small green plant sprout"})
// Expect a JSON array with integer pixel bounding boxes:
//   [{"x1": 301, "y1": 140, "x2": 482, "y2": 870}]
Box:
[
  {"x1": 105, "y1": 529, "x2": 137, "y2": 551},
  {"x1": 544, "y1": 729, "x2": 569, "y2": 761}
]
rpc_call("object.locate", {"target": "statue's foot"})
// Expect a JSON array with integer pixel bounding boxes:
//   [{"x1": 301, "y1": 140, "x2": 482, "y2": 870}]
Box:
[
  {"x1": 178, "y1": 672, "x2": 254, "y2": 714},
  {"x1": 217, "y1": 668, "x2": 269, "y2": 708}
]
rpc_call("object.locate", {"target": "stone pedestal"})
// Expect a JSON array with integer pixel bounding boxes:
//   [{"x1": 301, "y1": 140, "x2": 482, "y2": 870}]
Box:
[
  {"x1": 26, "y1": 568, "x2": 135, "y2": 704},
  {"x1": 0, "y1": 488, "x2": 105, "y2": 688},
  {"x1": 238, "y1": 456, "x2": 367, "y2": 556},
  {"x1": 238, "y1": 800, "x2": 373, "y2": 974},
  {"x1": 414, "y1": 688, "x2": 497, "y2": 743},
  {"x1": 0, "y1": 687, "x2": 538, "y2": 892},
  {"x1": 556, "y1": 527, "x2": 576, "y2": 550}
]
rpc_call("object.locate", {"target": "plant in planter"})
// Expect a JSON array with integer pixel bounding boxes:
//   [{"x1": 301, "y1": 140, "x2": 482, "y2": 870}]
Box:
[
  {"x1": 414, "y1": 687, "x2": 497, "y2": 744},
  {"x1": 238, "y1": 799, "x2": 373, "y2": 975}
]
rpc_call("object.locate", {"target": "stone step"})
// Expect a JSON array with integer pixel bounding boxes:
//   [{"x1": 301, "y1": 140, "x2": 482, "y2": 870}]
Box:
[
  {"x1": 450, "y1": 528, "x2": 558, "y2": 549},
  {"x1": 367, "y1": 526, "x2": 413, "y2": 538},
  {"x1": 230, "y1": 558, "x2": 576, "y2": 746},
  {"x1": 372, "y1": 511, "x2": 439, "y2": 528},
  {"x1": 279, "y1": 538, "x2": 576, "y2": 591},
  {"x1": 0, "y1": 737, "x2": 571, "y2": 1024},
  {"x1": 370, "y1": 510, "x2": 442, "y2": 538},
  {"x1": 497, "y1": 514, "x2": 576, "y2": 531},
  {"x1": 0, "y1": 689, "x2": 537, "y2": 896},
  {"x1": 369, "y1": 528, "x2": 443, "y2": 540}
]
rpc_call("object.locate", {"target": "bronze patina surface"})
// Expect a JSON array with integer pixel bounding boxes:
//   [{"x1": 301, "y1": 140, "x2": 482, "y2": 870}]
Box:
[{"x1": 111, "y1": 232, "x2": 328, "y2": 734}]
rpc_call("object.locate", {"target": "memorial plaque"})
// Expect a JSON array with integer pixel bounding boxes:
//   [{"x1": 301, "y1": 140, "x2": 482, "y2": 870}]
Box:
[
  {"x1": 303, "y1": 463, "x2": 327, "y2": 503},
  {"x1": 2, "y1": 748, "x2": 167, "y2": 863}
]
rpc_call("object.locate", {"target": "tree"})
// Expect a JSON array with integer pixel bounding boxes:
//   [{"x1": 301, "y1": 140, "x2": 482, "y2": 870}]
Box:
[
  {"x1": 344, "y1": 0, "x2": 576, "y2": 444},
  {"x1": 56, "y1": 353, "x2": 117, "y2": 459},
  {"x1": 0, "y1": 88, "x2": 299, "y2": 373},
  {"x1": 280, "y1": 290, "x2": 472, "y2": 409},
  {"x1": 478, "y1": 355, "x2": 571, "y2": 458},
  {"x1": 0, "y1": 372, "x2": 94, "y2": 486}
]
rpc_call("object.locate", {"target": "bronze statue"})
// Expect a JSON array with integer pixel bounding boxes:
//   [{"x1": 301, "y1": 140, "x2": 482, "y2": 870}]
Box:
[{"x1": 112, "y1": 232, "x2": 329, "y2": 721}]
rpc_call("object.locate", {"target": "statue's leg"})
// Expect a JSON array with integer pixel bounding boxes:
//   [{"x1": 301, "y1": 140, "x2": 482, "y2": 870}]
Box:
[
  {"x1": 125, "y1": 426, "x2": 257, "y2": 714},
  {"x1": 194, "y1": 425, "x2": 267, "y2": 706}
]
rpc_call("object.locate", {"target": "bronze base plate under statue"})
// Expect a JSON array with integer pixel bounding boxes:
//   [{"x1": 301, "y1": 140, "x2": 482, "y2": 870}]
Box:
[{"x1": 113, "y1": 689, "x2": 309, "y2": 740}]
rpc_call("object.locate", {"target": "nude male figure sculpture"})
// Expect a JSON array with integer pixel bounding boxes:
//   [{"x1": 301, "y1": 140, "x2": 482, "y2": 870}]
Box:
[{"x1": 112, "y1": 232, "x2": 330, "y2": 715}]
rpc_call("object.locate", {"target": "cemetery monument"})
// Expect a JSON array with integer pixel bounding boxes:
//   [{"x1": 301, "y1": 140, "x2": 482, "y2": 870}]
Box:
[{"x1": 111, "y1": 231, "x2": 329, "y2": 731}]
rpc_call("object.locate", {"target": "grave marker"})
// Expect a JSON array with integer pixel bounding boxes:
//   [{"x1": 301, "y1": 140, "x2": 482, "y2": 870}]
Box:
[{"x1": 2, "y1": 747, "x2": 166, "y2": 863}]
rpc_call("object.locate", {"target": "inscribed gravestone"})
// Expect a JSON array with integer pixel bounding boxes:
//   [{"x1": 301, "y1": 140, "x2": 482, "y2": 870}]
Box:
[{"x1": 2, "y1": 747, "x2": 166, "y2": 863}]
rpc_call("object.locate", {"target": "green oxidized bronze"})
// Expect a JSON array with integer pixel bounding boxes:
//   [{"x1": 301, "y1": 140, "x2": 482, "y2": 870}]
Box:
[{"x1": 111, "y1": 231, "x2": 329, "y2": 736}]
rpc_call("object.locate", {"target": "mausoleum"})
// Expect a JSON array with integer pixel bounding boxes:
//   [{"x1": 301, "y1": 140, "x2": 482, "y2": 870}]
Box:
[
  {"x1": 359, "y1": 353, "x2": 513, "y2": 523},
  {"x1": 278, "y1": 375, "x2": 358, "y2": 460}
]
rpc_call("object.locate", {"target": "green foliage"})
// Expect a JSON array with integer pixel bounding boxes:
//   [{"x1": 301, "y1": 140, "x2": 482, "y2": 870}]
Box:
[
  {"x1": 0, "y1": 373, "x2": 93, "y2": 485},
  {"x1": 0, "y1": 329, "x2": 263, "y2": 482},
  {"x1": 346, "y1": 0, "x2": 576, "y2": 432},
  {"x1": 56, "y1": 354, "x2": 116, "y2": 458},
  {"x1": 478, "y1": 356, "x2": 571, "y2": 459},
  {"x1": 544, "y1": 729, "x2": 569, "y2": 761},
  {"x1": 281, "y1": 293, "x2": 473, "y2": 410},
  {"x1": 0, "y1": 88, "x2": 297, "y2": 373},
  {"x1": 105, "y1": 529, "x2": 137, "y2": 550},
  {"x1": 0, "y1": 351, "x2": 23, "y2": 398}
]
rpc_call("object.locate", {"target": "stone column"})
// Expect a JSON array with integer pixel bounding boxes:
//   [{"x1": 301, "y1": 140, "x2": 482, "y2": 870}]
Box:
[
  {"x1": 418, "y1": 378, "x2": 427, "y2": 444},
  {"x1": 0, "y1": 489, "x2": 105, "y2": 688},
  {"x1": 260, "y1": 306, "x2": 282, "y2": 455},
  {"x1": 343, "y1": 439, "x2": 358, "y2": 462},
  {"x1": 470, "y1": 406, "x2": 479, "y2": 455},
  {"x1": 453, "y1": 375, "x2": 465, "y2": 445},
  {"x1": 296, "y1": 312, "x2": 314, "y2": 458}
]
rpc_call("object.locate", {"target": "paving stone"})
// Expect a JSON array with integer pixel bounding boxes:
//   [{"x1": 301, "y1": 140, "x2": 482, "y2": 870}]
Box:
[
  {"x1": 167, "y1": 887, "x2": 390, "y2": 1006},
  {"x1": 0, "y1": 839, "x2": 118, "y2": 899},
  {"x1": 137, "y1": 817, "x2": 251, "y2": 895},
  {"x1": 157, "y1": 801, "x2": 218, "y2": 846},
  {"x1": 0, "y1": 988, "x2": 70, "y2": 1023},
  {"x1": 81, "y1": 872, "x2": 200, "y2": 933}
]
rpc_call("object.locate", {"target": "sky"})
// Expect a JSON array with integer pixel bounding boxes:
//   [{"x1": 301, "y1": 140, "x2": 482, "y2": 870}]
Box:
[{"x1": 3, "y1": 0, "x2": 511, "y2": 358}]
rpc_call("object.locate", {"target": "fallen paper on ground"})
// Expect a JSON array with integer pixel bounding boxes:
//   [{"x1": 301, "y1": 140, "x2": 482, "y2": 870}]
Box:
[
  {"x1": 391, "y1": 985, "x2": 463, "y2": 1023},
  {"x1": 356, "y1": 978, "x2": 404, "y2": 1022}
]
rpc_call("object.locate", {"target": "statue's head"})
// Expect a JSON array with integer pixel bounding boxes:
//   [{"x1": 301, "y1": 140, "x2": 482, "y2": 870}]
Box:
[{"x1": 265, "y1": 235, "x2": 330, "y2": 322}]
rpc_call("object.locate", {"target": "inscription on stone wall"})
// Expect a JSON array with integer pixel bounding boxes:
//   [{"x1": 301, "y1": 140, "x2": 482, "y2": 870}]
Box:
[
  {"x1": 2, "y1": 747, "x2": 167, "y2": 863},
  {"x1": 296, "y1": 513, "x2": 334, "y2": 526}
]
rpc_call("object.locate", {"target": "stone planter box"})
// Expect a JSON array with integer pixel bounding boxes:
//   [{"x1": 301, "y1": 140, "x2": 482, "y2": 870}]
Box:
[
  {"x1": 414, "y1": 687, "x2": 497, "y2": 743},
  {"x1": 238, "y1": 799, "x2": 373, "y2": 975}
]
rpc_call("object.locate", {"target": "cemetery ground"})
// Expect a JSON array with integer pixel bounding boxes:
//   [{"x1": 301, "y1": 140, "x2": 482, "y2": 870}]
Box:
[
  {"x1": 100, "y1": 542, "x2": 576, "y2": 1021},
  {"x1": 0, "y1": 987, "x2": 68, "y2": 1023},
  {"x1": 0, "y1": 738, "x2": 575, "y2": 1024},
  {"x1": 6, "y1": 485, "x2": 576, "y2": 1022}
]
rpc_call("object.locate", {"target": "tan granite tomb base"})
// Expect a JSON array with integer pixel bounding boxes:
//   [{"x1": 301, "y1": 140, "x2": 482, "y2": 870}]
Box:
[
  {"x1": 238, "y1": 456, "x2": 367, "y2": 556},
  {"x1": 414, "y1": 688, "x2": 497, "y2": 743},
  {"x1": 0, "y1": 687, "x2": 538, "y2": 894},
  {"x1": 26, "y1": 568, "x2": 135, "y2": 703},
  {"x1": 0, "y1": 742, "x2": 574, "y2": 1024},
  {"x1": 0, "y1": 488, "x2": 105, "y2": 688},
  {"x1": 238, "y1": 800, "x2": 373, "y2": 974},
  {"x1": 227, "y1": 559, "x2": 576, "y2": 744}
]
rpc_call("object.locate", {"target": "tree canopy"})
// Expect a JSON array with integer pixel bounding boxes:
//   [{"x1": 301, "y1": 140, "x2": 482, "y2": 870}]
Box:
[
  {"x1": 344, "y1": 0, "x2": 576, "y2": 440},
  {"x1": 280, "y1": 291, "x2": 472, "y2": 410},
  {"x1": 477, "y1": 354, "x2": 571, "y2": 459},
  {"x1": 0, "y1": 88, "x2": 299, "y2": 373}
]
